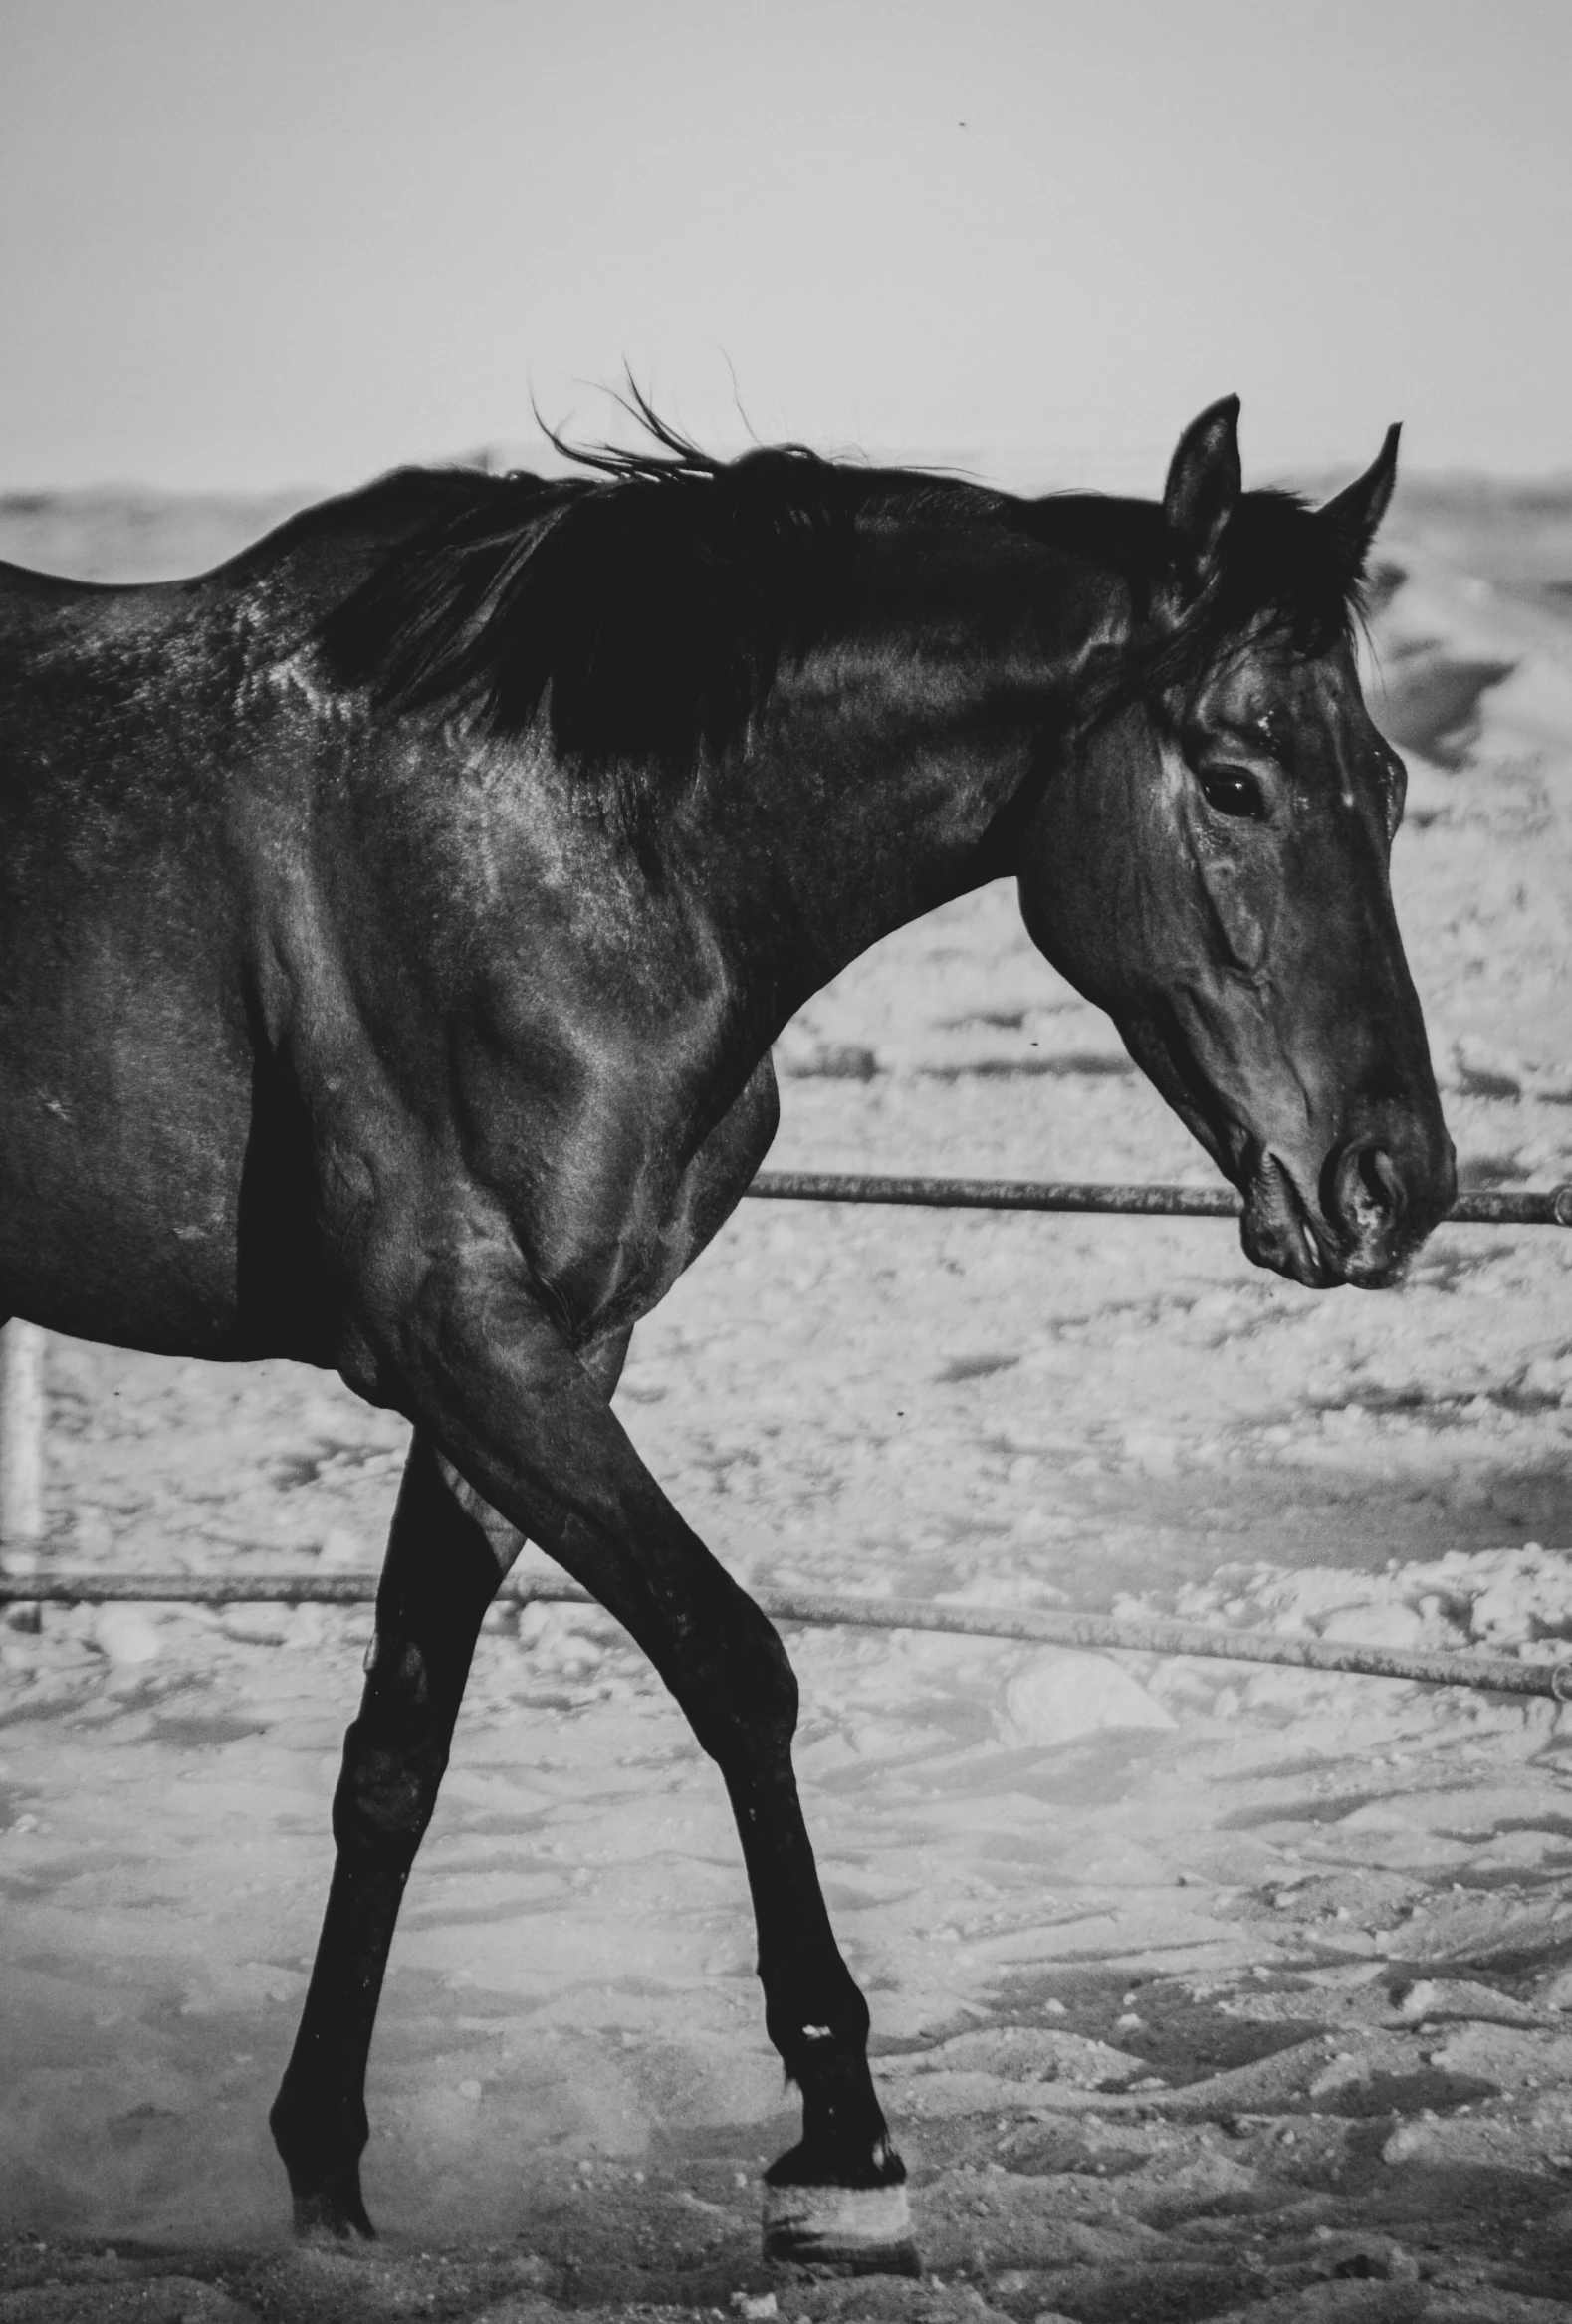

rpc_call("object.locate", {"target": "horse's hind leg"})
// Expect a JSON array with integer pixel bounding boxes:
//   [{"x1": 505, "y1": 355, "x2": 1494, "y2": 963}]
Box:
[{"x1": 269, "y1": 1428, "x2": 519, "y2": 2238}]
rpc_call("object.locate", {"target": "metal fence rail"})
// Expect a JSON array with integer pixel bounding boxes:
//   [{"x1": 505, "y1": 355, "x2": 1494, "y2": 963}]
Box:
[
  {"x1": 4, "y1": 1177, "x2": 1570, "y2": 1710},
  {"x1": 746, "y1": 1171, "x2": 1572, "y2": 1226},
  {"x1": 2, "y1": 1570, "x2": 1567, "y2": 1703}
]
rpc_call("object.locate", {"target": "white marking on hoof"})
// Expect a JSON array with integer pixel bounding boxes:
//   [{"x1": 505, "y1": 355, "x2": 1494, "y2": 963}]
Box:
[{"x1": 762, "y1": 2180, "x2": 919, "y2": 2273}]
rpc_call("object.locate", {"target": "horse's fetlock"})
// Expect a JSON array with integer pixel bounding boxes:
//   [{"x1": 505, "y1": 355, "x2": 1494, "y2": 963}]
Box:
[{"x1": 271, "y1": 2079, "x2": 369, "y2": 2184}]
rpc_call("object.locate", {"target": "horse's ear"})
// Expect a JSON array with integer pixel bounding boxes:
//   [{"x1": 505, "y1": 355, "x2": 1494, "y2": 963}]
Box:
[
  {"x1": 1318, "y1": 424, "x2": 1401, "y2": 578},
  {"x1": 1162, "y1": 395, "x2": 1242, "y2": 591}
]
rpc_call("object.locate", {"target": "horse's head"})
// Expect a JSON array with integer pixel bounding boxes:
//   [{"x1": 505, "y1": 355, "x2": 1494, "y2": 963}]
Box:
[{"x1": 1017, "y1": 399, "x2": 1455, "y2": 1289}]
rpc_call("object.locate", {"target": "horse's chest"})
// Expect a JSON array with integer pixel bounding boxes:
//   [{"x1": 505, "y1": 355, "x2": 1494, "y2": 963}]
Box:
[{"x1": 530, "y1": 1055, "x2": 780, "y2": 1343}]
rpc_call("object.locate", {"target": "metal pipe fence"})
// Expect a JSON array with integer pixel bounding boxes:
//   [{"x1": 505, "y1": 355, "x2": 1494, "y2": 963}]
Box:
[
  {"x1": 745, "y1": 1171, "x2": 1572, "y2": 1226},
  {"x1": 1, "y1": 1569, "x2": 1567, "y2": 1701},
  {"x1": 3, "y1": 1175, "x2": 1569, "y2": 1708}
]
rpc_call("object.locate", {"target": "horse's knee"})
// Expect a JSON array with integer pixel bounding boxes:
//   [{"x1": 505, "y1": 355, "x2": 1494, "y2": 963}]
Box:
[
  {"x1": 333, "y1": 1729, "x2": 448, "y2": 1865},
  {"x1": 688, "y1": 1607, "x2": 799, "y2": 1759},
  {"x1": 753, "y1": 1622, "x2": 800, "y2": 1734}
]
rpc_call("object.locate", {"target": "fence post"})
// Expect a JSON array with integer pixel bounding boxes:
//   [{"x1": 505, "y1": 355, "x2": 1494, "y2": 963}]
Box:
[{"x1": 0, "y1": 1320, "x2": 46, "y2": 1551}]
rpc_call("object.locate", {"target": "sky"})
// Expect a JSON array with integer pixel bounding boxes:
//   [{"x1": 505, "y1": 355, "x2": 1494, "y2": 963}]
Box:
[{"x1": 1, "y1": 0, "x2": 1569, "y2": 494}]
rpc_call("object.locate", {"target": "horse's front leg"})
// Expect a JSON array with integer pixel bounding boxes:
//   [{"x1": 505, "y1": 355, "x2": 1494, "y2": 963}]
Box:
[{"x1": 377, "y1": 1278, "x2": 912, "y2": 2269}]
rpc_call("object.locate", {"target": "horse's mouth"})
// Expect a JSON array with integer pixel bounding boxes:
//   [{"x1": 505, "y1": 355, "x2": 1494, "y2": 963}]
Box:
[{"x1": 1240, "y1": 1152, "x2": 1334, "y2": 1286}]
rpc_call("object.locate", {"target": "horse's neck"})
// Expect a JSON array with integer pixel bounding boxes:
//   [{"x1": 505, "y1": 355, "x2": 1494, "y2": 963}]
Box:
[{"x1": 701, "y1": 643, "x2": 1067, "y2": 1017}]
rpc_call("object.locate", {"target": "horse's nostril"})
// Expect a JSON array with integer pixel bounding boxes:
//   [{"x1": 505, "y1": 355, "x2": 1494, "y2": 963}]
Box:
[
  {"x1": 1334, "y1": 1141, "x2": 1406, "y2": 1238},
  {"x1": 1365, "y1": 1144, "x2": 1405, "y2": 1219}
]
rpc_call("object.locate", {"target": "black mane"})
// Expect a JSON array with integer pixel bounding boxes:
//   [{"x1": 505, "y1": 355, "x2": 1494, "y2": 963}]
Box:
[
  {"x1": 319, "y1": 416, "x2": 876, "y2": 819},
  {"x1": 319, "y1": 412, "x2": 1363, "y2": 820}
]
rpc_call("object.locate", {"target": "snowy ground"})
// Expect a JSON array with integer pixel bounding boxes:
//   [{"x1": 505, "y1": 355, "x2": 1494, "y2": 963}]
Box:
[{"x1": 2, "y1": 477, "x2": 1572, "y2": 2321}]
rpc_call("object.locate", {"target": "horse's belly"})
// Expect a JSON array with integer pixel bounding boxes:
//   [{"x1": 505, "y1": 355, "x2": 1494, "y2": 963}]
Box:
[{"x1": 0, "y1": 993, "x2": 253, "y2": 1356}]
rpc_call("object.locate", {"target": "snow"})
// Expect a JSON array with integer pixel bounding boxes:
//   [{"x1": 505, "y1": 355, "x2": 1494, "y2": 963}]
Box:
[
  {"x1": 4, "y1": 479, "x2": 1572, "y2": 2309},
  {"x1": 1002, "y1": 1651, "x2": 1176, "y2": 1744}
]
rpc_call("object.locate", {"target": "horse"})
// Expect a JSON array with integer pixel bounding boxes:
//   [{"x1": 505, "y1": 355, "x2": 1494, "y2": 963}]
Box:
[{"x1": 0, "y1": 394, "x2": 1455, "y2": 2267}]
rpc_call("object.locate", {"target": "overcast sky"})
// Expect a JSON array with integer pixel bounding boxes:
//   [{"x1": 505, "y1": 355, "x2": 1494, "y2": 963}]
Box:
[{"x1": 2, "y1": 0, "x2": 1569, "y2": 493}]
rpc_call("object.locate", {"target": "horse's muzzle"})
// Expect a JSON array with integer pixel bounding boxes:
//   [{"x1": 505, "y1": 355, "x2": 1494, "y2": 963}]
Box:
[{"x1": 1242, "y1": 1132, "x2": 1457, "y2": 1290}]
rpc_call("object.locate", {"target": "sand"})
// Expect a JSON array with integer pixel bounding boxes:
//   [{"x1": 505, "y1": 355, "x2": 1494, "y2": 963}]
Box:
[{"x1": 2, "y1": 477, "x2": 1572, "y2": 2319}]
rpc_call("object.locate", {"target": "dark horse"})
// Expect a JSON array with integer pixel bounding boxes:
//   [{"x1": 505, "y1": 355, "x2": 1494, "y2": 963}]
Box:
[{"x1": 0, "y1": 397, "x2": 1453, "y2": 2263}]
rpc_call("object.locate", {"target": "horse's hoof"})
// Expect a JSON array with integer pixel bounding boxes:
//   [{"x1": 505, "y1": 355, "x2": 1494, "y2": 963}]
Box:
[
  {"x1": 762, "y1": 2180, "x2": 919, "y2": 2274},
  {"x1": 291, "y1": 2177, "x2": 377, "y2": 2243}
]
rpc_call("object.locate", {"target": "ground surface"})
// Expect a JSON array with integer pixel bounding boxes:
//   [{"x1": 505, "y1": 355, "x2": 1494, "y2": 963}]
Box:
[{"x1": 2, "y1": 474, "x2": 1572, "y2": 2321}]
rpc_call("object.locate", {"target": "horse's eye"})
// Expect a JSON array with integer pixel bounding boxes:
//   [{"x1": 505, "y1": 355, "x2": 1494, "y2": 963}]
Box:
[{"x1": 1198, "y1": 767, "x2": 1267, "y2": 820}]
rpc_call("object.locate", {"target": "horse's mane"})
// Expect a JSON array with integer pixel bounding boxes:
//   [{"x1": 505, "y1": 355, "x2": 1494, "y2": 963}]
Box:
[{"x1": 319, "y1": 405, "x2": 1363, "y2": 822}]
